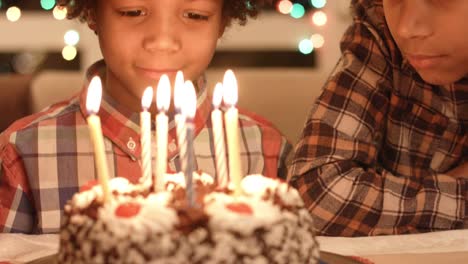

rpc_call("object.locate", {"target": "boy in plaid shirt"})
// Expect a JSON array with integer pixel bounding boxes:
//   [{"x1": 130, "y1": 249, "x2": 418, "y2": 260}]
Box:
[
  {"x1": 289, "y1": 0, "x2": 468, "y2": 236},
  {"x1": 0, "y1": 0, "x2": 290, "y2": 233}
]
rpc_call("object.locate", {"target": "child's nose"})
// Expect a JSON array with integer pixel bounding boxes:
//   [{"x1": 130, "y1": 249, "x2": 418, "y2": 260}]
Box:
[
  {"x1": 142, "y1": 16, "x2": 181, "y2": 53},
  {"x1": 397, "y1": 2, "x2": 433, "y2": 40}
]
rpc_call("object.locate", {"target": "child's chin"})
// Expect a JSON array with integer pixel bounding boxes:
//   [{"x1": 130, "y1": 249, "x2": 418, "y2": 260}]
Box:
[{"x1": 417, "y1": 69, "x2": 464, "y2": 86}]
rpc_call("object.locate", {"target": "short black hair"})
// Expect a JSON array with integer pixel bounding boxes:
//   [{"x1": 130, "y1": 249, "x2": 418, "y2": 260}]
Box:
[{"x1": 56, "y1": 0, "x2": 273, "y2": 26}]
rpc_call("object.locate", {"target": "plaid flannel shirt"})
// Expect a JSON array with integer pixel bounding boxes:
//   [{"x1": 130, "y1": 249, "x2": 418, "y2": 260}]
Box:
[
  {"x1": 0, "y1": 61, "x2": 291, "y2": 234},
  {"x1": 288, "y1": 0, "x2": 468, "y2": 236}
]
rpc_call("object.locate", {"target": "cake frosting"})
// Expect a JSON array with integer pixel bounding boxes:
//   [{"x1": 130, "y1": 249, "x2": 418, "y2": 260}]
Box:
[{"x1": 58, "y1": 173, "x2": 320, "y2": 263}]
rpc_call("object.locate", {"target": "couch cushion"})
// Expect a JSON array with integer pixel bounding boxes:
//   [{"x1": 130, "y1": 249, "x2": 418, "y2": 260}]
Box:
[
  {"x1": 0, "y1": 74, "x2": 33, "y2": 132},
  {"x1": 29, "y1": 70, "x2": 83, "y2": 113}
]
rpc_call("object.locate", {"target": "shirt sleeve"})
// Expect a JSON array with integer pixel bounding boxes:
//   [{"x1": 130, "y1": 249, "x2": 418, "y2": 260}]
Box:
[
  {"x1": 288, "y1": 16, "x2": 467, "y2": 236},
  {"x1": 277, "y1": 137, "x2": 292, "y2": 180},
  {"x1": 0, "y1": 136, "x2": 35, "y2": 233}
]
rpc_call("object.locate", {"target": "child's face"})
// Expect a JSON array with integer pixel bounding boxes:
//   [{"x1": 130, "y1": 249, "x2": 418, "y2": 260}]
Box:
[
  {"x1": 92, "y1": 0, "x2": 224, "y2": 108},
  {"x1": 383, "y1": 0, "x2": 468, "y2": 85}
]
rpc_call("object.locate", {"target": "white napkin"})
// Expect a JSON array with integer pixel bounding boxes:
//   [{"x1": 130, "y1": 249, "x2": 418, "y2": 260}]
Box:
[
  {"x1": 0, "y1": 234, "x2": 59, "y2": 263},
  {"x1": 318, "y1": 229, "x2": 468, "y2": 256}
]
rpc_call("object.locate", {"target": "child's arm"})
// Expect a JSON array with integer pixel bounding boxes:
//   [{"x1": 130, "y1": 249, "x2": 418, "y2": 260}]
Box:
[{"x1": 0, "y1": 138, "x2": 35, "y2": 233}]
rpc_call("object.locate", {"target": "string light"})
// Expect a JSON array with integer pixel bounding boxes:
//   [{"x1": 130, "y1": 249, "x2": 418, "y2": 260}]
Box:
[
  {"x1": 53, "y1": 5, "x2": 67, "y2": 20},
  {"x1": 311, "y1": 0, "x2": 327, "y2": 9},
  {"x1": 40, "y1": 0, "x2": 56, "y2": 11},
  {"x1": 277, "y1": 0, "x2": 293, "y2": 15},
  {"x1": 6, "y1": 6, "x2": 21, "y2": 22},
  {"x1": 290, "y1": 3, "x2": 305, "y2": 19},
  {"x1": 62, "y1": 45, "x2": 77, "y2": 61},
  {"x1": 311, "y1": 10, "x2": 327, "y2": 26},
  {"x1": 310, "y1": 33, "x2": 325, "y2": 48},
  {"x1": 64, "y1": 30, "x2": 80, "y2": 46},
  {"x1": 298, "y1": 39, "x2": 314, "y2": 54}
]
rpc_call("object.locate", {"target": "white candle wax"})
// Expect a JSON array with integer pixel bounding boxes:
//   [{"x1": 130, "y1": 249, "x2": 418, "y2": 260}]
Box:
[
  {"x1": 211, "y1": 83, "x2": 228, "y2": 187},
  {"x1": 140, "y1": 87, "x2": 153, "y2": 185},
  {"x1": 181, "y1": 80, "x2": 197, "y2": 206},
  {"x1": 174, "y1": 71, "x2": 186, "y2": 172},
  {"x1": 155, "y1": 75, "x2": 171, "y2": 191},
  {"x1": 85, "y1": 76, "x2": 111, "y2": 202},
  {"x1": 223, "y1": 70, "x2": 243, "y2": 196}
]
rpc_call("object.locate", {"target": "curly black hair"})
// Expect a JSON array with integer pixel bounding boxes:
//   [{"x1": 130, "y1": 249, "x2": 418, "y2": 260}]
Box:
[{"x1": 56, "y1": 0, "x2": 273, "y2": 26}]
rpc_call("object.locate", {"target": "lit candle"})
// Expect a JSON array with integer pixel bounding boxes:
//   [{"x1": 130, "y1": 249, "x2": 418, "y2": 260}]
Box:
[
  {"x1": 140, "y1": 87, "x2": 153, "y2": 185},
  {"x1": 211, "y1": 83, "x2": 228, "y2": 187},
  {"x1": 223, "y1": 70, "x2": 243, "y2": 196},
  {"x1": 173, "y1": 71, "x2": 186, "y2": 172},
  {"x1": 181, "y1": 80, "x2": 197, "y2": 206},
  {"x1": 155, "y1": 74, "x2": 171, "y2": 192},
  {"x1": 85, "y1": 76, "x2": 111, "y2": 202}
]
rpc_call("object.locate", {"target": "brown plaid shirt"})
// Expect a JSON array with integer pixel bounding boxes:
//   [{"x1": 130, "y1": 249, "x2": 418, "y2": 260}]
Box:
[{"x1": 289, "y1": 0, "x2": 468, "y2": 236}]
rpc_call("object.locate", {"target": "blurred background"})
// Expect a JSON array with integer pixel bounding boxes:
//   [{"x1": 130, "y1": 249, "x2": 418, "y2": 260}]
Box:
[{"x1": 0, "y1": 0, "x2": 351, "y2": 143}]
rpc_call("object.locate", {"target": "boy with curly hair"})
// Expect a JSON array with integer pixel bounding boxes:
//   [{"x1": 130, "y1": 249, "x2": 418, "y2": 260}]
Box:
[
  {"x1": 289, "y1": 0, "x2": 468, "y2": 236},
  {"x1": 0, "y1": 0, "x2": 291, "y2": 233}
]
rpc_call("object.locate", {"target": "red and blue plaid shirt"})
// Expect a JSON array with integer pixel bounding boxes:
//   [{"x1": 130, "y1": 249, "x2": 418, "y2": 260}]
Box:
[
  {"x1": 0, "y1": 61, "x2": 291, "y2": 234},
  {"x1": 289, "y1": 0, "x2": 468, "y2": 236}
]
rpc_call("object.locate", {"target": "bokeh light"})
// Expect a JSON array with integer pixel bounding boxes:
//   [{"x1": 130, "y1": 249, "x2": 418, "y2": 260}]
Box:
[
  {"x1": 0, "y1": 0, "x2": 3, "y2": 9},
  {"x1": 277, "y1": 0, "x2": 293, "y2": 14},
  {"x1": 311, "y1": 10, "x2": 327, "y2": 26},
  {"x1": 298, "y1": 39, "x2": 314, "y2": 54},
  {"x1": 64, "y1": 30, "x2": 80, "y2": 46},
  {"x1": 310, "y1": 33, "x2": 325, "y2": 48},
  {"x1": 246, "y1": 1, "x2": 254, "y2": 11},
  {"x1": 53, "y1": 5, "x2": 67, "y2": 20},
  {"x1": 62, "y1": 45, "x2": 77, "y2": 61},
  {"x1": 12, "y1": 52, "x2": 45, "y2": 74},
  {"x1": 311, "y1": 0, "x2": 327, "y2": 9},
  {"x1": 6, "y1": 6, "x2": 21, "y2": 22},
  {"x1": 41, "y1": 0, "x2": 56, "y2": 10},
  {"x1": 290, "y1": 3, "x2": 305, "y2": 19}
]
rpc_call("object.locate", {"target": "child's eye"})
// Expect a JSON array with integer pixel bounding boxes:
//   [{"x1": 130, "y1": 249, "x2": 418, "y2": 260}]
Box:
[
  {"x1": 183, "y1": 12, "x2": 209, "y2": 21},
  {"x1": 119, "y1": 9, "x2": 147, "y2": 17}
]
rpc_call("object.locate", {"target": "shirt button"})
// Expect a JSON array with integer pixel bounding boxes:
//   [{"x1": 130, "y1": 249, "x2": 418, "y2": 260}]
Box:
[
  {"x1": 168, "y1": 141, "x2": 177, "y2": 152},
  {"x1": 127, "y1": 137, "x2": 136, "y2": 151}
]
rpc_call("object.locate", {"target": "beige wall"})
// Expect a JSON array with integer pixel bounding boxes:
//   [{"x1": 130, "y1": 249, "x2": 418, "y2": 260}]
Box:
[{"x1": 0, "y1": 2, "x2": 351, "y2": 143}]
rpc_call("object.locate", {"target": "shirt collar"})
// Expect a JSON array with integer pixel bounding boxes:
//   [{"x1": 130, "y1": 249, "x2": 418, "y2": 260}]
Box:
[{"x1": 79, "y1": 60, "x2": 212, "y2": 160}]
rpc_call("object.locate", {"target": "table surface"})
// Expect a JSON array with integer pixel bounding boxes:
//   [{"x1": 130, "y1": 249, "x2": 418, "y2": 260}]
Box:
[{"x1": 1, "y1": 229, "x2": 468, "y2": 263}]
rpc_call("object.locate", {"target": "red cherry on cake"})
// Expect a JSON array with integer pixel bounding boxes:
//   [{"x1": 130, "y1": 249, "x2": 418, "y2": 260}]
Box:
[
  {"x1": 225, "y1": 202, "x2": 253, "y2": 215},
  {"x1": 79, "y1": 179, "x2": 100, "y2": 192},
  {"x1": 115, "y1": 202, "x2": 141, "y2": 218}
]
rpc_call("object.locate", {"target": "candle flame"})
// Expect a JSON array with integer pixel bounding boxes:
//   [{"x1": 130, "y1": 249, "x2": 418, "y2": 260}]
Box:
[
  {"x1": 181, "y1": 80, "x2": 197, "y2": 119},
  {"x1": 86, "y1": 76, "x2": 103, "y2": 114},
  {"x1": 156, "y1": 74, "x2": 171, "y2": 112},
  {"x1": 212, "y1": 82, "x2": 223, "y2": 108},
  {"x1": 173, "y1": 71, "x2": 184, "y2": 111},
  {"x1": 141, "y1": 86, "x2": 153, "y2": 110},
  {"x1": 222, "y1": 69, "x2": 238, "y2": 107}
]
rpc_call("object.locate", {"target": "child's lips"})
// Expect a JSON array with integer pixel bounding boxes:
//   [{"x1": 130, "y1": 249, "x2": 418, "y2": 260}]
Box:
[
  {"x1": 137, "y1": 67, "x2": 177, "y2": 79},
  {"x1": 405, "y1": 54, "x2": 447, "y2": 69}
]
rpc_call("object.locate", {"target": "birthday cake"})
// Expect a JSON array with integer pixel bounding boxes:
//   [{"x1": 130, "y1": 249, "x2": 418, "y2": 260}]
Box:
[{"x1": 57, "y1": 173, "x2": 320, "y2": 263}]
